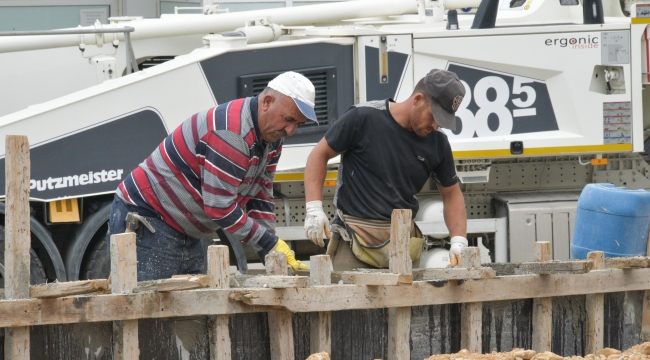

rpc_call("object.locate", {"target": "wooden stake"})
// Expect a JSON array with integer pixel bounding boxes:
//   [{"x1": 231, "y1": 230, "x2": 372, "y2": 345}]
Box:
[
  {"x1": 532, "y1": 242, "x2": 552, "y2": 353},
  {"x1": 387, "y1": 307, "x2": 411, "y2": 360},
  {"x1": 642, "y1": 289, "x2": 650, "y2": 342},
  {"x1": 110, "y1": 233, "x2": 139, "y2": 360},
  {"x1": 460, "y1": 247, "x2": 482, "y2": 354},
  {"x1": 208, "y1": 245, "x2": 231, "y2": 360},
  {"x1": 387, "y1": 209, "x2": 412, "y2": 360},
  {"x1": 310, "y1": 255, "x2": 332, "y2": 355},
  {"x1": 266, "y1": 252, "x2": 294, "y2": 360},
  {"x1": 389, "y1": 209, "x2": 412, "y2": 276},
  {"x1": 644, "y1": 232, "x2": 650, "y2": 342},
  {"x1": 585, "y1": 251, "x2": 604, "y2": 355},
  {"x1": 4, "y1": 135, "x2": 31, "y2": 360}
]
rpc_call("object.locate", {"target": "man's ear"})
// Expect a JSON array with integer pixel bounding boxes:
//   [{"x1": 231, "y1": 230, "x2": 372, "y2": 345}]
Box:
[
  {"x1": 413, "y1": 92, "x2": 427, "y2": 106},
  {"x1": 260, "y1": 93, "x2": 275, "y2": 111}
]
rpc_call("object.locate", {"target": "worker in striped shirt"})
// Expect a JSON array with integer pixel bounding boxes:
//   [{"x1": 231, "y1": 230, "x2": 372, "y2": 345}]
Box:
[{"x1": 107, "y1": 72, "x2": 316, "y2": 281}]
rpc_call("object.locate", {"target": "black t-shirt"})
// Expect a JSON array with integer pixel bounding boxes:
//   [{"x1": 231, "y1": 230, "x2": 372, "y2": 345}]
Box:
[{"x1": 325, "y1": 99, "x2": 458, "y2": 221}]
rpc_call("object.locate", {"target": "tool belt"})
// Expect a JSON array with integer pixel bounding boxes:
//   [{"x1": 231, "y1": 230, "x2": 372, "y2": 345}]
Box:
[{"x1": 331, "y1": 210, "x2": 424, "y2": 268}]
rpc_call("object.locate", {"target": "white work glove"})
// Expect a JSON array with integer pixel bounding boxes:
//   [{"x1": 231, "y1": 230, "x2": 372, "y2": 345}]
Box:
[
  {"x1": 304, "y1": 200, "x2": 331, "y2": 247},
  {"x1": 449, "y1": 236, "x2": 468, "y2": 267}
]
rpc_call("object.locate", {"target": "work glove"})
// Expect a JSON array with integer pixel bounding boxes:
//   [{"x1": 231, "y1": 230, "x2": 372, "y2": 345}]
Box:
[
  {"x1": 449, "y1": 236, "x2": 468, "y2": 267},
  {"x1": 274, "y1": 239, "x2": 308, "y2": 272},
  {"x1": 304, "y1": 200, "x2": 331, "y2": 247}
]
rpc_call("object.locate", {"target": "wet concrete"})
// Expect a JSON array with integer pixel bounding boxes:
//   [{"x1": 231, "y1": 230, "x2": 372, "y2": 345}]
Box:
[{"x1": 0, "y1": 290, "x2": 643, "y2": 359}]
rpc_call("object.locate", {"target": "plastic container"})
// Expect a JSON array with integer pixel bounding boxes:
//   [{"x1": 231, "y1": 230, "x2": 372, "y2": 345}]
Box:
[{"x1": 570, "y1": 183, "x2": 650, "y2": 259}]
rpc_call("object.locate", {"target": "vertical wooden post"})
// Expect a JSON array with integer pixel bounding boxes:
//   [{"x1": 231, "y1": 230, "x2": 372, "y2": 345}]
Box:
[
  {"x1": 266, "y1": 252, "x2": 294, "y2": 360},
  {"x1": 460, "y1": 246, "x2": 482, "y2": 353},
  {"x1": 208, "y1": 245, "x2": 231, "y2": 360},
  {"x1": 4, "y1": 135, "x2": 30, "y2": 360},
  {"x1": 644, "y1": 234, "x2": 650, "y2": 342},
  {"x1": 585, "y1": 251, "x2": 605, "y2": 355},
  {"x1": 310, "y1": 255, "x2": 332, "y2": 355},
  {"x1": 389, "y1": 209, "x2": 412, "y2": 275},
  {"x1": 532, "y1": 241, "x2": 552, "y2": 353},
  {"x1": 642, "y1": 290, "x2": 650, "y2": 342},
  {"x1": 110, "y1": 233, "x2": 139, "y2": 360},
  {"x1": 387, "y1": 209, "x2": 412, "y2": 360}
]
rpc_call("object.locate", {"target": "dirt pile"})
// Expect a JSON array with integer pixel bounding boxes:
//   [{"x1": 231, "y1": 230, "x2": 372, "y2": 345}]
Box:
[{"x1": 424, "y1": 342, "x2": 650, "y2": 360}]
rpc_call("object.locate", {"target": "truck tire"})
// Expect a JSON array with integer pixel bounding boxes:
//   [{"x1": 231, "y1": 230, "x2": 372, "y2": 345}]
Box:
[
  {"x1": 0, "y1": 203, "x2": 67, "y2": 282},
  {"x1": 65, "y1": 202, "x2": 111, "y2": 281},
  {"x1": 79, "y1": 237, "x2": 110, "y2": 280},
  {"x1": 0, "y1": 226, "x2": 48, "y2": 287}
]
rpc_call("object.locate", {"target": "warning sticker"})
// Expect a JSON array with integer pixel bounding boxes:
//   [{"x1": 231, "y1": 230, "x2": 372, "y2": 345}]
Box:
[{"x1": 603, "y1": 102, "x2": 631, "y2": 144}]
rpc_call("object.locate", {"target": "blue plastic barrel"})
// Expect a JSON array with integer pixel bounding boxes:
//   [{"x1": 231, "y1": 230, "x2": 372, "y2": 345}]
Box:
[{"x1": 571, "y1": 183, "x2": 650, "y2": 259}]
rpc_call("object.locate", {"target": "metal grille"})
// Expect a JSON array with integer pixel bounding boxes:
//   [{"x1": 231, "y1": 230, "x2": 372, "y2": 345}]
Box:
[
  {"x1": 238, "y1": 67, "x2": 337, "y2": 127},
  {"x1": 138, "y1": 56, "x2": 175, "y2": 71}
]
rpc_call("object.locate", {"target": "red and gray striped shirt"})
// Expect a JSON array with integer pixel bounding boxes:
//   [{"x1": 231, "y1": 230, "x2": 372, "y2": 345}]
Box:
[{"x1": 117, "y1": 97, "x2": 280, "y2": 254}]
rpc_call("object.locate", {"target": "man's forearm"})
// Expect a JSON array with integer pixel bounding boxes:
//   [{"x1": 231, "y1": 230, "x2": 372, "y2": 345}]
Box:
[
  {"x1": 440, "y1": 185, "x2": 467, "y2": 238},
  {"x1": 304, "y1": 150, "x2": 329, "y2": 202}
]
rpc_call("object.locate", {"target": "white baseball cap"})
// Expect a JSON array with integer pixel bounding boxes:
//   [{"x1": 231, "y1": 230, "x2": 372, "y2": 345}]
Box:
[{"x1": 267, "y1": 71, "x2": 318, "y2": 123}]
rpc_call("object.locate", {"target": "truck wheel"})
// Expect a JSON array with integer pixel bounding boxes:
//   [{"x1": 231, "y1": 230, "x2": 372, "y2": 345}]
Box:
[
  {"x1": 79, "y1": 237, "x2": 110, "y2": 280},
  {"x1": 0, "y1": 226, "x2": 48, "y2": 287}
]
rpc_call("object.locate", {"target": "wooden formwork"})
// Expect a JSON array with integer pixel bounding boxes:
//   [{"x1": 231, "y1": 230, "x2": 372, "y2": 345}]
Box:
[{"x1": 3, "y1": 135, "x2": 650, "y2": 359}]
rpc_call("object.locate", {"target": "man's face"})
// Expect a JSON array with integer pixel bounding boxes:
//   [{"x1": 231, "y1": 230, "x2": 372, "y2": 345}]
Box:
[
  {"x1": 259, "y1": 94, "x2": 307, "y2": 142},
  {"x1": 410, "y1": 96, "x2": 439, "y2": 138}
]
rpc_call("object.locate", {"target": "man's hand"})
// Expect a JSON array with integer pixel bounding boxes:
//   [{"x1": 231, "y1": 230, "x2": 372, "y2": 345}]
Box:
[
  {"x1": 274, "y1": 239, "x2": 308, "y2": 272},
  {"x1": 304, "y1": 200, "x2": 331, "y2": 247},
  {"x1": 449, "y1": 236, "x2": 468, "y2": 267}
]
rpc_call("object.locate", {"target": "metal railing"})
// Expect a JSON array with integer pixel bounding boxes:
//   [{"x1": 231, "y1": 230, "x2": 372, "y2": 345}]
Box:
[{"x1": 0, "y1": 26, "x2": 138, "y2": 74}]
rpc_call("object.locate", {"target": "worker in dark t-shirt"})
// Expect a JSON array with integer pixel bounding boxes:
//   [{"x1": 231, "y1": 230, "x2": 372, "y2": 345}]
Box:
[{"x1": 303, "y1": 69, "x2": 468, "y2": 270}]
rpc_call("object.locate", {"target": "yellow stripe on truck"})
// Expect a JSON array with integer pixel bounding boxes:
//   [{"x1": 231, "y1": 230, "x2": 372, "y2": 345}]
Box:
[
  {"x1": 274, "y1": 144, "x2": 632, "y2": 181},
  {"x1": 274, "y1": 171, "x2": 338, "y2": 182},
  {"x1": 452, "y1": 144, "x2": 632, "y2": 159}
]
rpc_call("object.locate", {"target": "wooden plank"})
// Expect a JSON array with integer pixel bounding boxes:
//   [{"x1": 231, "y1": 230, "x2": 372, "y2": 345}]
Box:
[
  {"x1": 604, "y1": 257, "x2": 649, "y2": 269},
  {"x1": 389, "y1": 209, "x2": 412, "y2": 276},
  {"x1": 532, "y1": 242, "x2": 552, "y2": 353},
  {"x1": 310, "y1": 255, "x2": 332, "y2": 355},
  {"x1": 110, "y1": 232, "x2": 139, "y2": 360},
  {"x1": 0, "y1": 267, "x2": 649, "y2": 326},
  {"x1": 339, "y1": 272, "x2": 412, "y2": 286},
  {"x1": 585, "y1": 251, "x2": 604, "y2": 355},
  {"x1": 238, "y1": 276, "x2": 310, "y2": 289},
  {"x1": 266, "y1": 252, "x2": 294, "y2": 360},
  {"x1": 387, "y1": 307, "x2": 410, "y2": 360},
  {"x1": 515, "y1": 260, "x2": 592, "y2": 275},
  {"x1": 4, "y1": 135, "x2": 31, "y2": 360},
  {"x1": 134, "y1": 275, "x2": 210, "y2": 293},
  {"x1": 30, "y1": 279, "x2": 109, "y2": 299},
  {"x1": 207, "y1": 246, "x2": 231, "y2": 360},
  {"x1": 460, "y1": 247, "x2": 481, "y2": 353},
  {"x1": 413, "y1": 267, "x2": 496, "y2": 281}
]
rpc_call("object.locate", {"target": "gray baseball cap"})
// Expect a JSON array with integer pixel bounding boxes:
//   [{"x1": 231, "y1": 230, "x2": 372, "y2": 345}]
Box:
[{"x1": 423, "y1": 69, "x2": 466, "y2": 131}]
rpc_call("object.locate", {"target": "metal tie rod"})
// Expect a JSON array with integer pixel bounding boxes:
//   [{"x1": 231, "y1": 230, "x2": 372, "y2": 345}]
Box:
[{"x1": 0, "y1": 27, "x2": 137, "y2": 74}]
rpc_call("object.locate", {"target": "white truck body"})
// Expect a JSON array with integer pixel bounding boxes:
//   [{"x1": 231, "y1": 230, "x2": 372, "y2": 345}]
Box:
[{"x1": 0, "y1": 0, "x2": 648, "y2": 280}]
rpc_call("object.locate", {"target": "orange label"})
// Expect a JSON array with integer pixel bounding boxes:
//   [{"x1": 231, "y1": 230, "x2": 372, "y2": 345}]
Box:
[
  {"x1": 591, "y1": 158, "x2": 608, "y2": 166},
  {"x1": 323, "y1": 180, "x2": 337, "y2": 187}
]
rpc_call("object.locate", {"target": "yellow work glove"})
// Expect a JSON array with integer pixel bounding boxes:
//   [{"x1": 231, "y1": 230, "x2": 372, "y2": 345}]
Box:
[{"x1": 274, "y1": 239, "x2": 309, "y2": 272}]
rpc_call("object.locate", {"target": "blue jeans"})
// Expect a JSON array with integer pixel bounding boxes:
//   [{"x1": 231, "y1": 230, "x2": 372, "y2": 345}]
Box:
[{"x1": 106, "y1": 195, "x2": 206, "y2": 281}]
